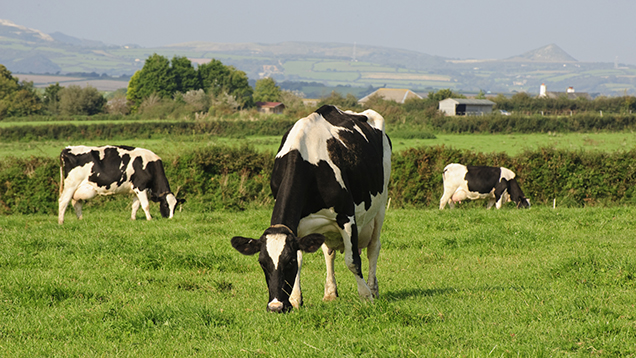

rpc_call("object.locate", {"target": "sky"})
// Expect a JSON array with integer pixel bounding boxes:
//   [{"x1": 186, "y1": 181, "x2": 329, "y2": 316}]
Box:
[{"x1": 3, "y1": 0, "x2": 636, "y2": 65}]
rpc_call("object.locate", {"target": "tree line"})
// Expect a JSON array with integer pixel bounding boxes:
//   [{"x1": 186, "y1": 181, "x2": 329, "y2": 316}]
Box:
[
  {"x1": 0, "y1": 55, "x2": 286, "y2": 120},
  {"x1": 3, "y1": 54, "x2": 636, "y2": 121}
]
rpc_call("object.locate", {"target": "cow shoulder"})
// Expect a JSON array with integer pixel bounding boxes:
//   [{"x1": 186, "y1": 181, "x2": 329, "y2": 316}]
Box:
[{"x1": 465, "y1": 166, "x2": 501, "y2": 194}]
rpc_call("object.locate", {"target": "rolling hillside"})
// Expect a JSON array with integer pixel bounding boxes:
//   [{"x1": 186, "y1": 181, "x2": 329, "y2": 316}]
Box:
[{"x1": 2, "y1": 19, "x2": 636, "y2": 96}]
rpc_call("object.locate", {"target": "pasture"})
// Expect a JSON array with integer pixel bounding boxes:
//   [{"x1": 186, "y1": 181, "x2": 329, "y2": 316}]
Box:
[
  {"x1": 3, "y1": 131, "x2": 636, "y2": 159},
  {"x1": 1, "y1": 206, "x2": 635, "y2": 356}
]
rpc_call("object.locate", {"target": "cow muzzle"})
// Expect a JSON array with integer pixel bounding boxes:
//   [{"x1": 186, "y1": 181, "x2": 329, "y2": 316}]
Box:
[{"x1": 267, "y1": 298, "x2": 289, "y2": 313}]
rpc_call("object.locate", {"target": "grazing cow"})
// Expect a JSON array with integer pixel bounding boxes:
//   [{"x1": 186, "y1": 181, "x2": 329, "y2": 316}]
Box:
[
  {"x1": 439, "y1": 163, "x2": 530, "y2": 209},
  {"x1": 231, "y1": 105, "x2": 392, "y2": 313},
  {"x1": 58, "y1": 145, "x2": 183, "y2": 224}
]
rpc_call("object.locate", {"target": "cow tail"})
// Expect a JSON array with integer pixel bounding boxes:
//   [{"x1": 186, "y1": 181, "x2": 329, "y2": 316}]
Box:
[{"x1": 59, "y1": 154, "x2": 64, "y2": 195}]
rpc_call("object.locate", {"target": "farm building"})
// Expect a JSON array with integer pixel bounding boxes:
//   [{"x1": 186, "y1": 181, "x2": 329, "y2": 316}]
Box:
[
  {"x1": 255, "y1": 102, "x2": 285, "y2": 114},
  {"x1": 539, "y1": 84, "x2": 593, "y2": 100},
  {"x1": 439, "y1": 98, "x2": 495, "y2": 116},
  {"x1": 358, "y1": 88, "x2": 422, "y2": 105}
]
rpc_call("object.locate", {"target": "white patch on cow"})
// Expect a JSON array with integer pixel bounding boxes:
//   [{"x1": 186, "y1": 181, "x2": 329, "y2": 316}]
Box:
[
  {"x1": 266, "y1": 233, "x2": 287, "y2": 269},
  {"x1": 67, "y1": 145, "x2": 94, "y2": 155},
  {"x1": 166, "y1": 194, "x2": 177, "y2": 218},
  {"x1": 352, "y1": 124, "x2": 368, "y2": 142},
  {"x1": 500, "y1": 167, "x2": 516, "y2": 181},
  {"x1": 276, "y1": 113, "x2": 348, "y2": 188}
]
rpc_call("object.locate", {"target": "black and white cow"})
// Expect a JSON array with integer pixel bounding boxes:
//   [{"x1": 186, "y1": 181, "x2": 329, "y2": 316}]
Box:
[
  {"x1": 231, "y1": 105, "x2": 392, "y2": 313},
  {"x1": 58, "y1": 145, "x2": 183, "y2": 224},
  {"x1": 439, "y1": 163, "x2": 530, "y2": 209}
]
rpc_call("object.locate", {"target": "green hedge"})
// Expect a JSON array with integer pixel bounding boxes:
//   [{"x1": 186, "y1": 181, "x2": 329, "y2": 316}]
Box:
[
  {"x1": 3, "y1": 145, "x2": 636, "y2": 215},
  {"x1": 0, "y1": 120, "x2": 296, "y2": 142},
  {"x1": 425, "y1": 113, "x2": 636, "y2": 133}
]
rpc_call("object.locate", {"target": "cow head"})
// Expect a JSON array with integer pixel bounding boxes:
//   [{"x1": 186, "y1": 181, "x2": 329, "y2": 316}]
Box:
[
  {"x1": 508, "y1": 179, "x2": 531, "y2": 209},
  {"x1": 231, "y1": 225, "x2": 324, "y2": 313},
  {"x1": 151, "y1": 192, "x2": 185, "y2": 218}
]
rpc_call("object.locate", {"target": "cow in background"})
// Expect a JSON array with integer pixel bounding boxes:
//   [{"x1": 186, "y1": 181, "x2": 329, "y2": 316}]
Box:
[
  {"x1": 58, "y1": 145, "x2": 183, "y2": 224},
  {"x1": 231, "y1": 105, "x2": 392, "y2": 313},
  {"x1": 440, "y1": 163, "x2": 530, "y2": 209}
]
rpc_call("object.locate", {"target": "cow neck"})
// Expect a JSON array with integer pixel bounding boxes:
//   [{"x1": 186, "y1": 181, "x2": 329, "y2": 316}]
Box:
[
  {"x1": 269, "y1": 153, "x2": 312, "y2": 236},
  {"x1": 148, "y1": 160, "x2": 172, "y2": 195}
]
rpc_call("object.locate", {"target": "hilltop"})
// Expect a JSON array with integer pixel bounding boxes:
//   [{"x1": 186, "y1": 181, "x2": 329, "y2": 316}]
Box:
[
  {"x1": 507, "y1": 43, "x2": 578, "y2": 62},
  {"x1": 1, "y1": 19, "x2": 635, "y2": 96}
]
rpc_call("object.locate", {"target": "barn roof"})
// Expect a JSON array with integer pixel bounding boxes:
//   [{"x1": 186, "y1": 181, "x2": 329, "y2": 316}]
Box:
[
  {"x1": 358, "y1": 88, "x2": 423, "y2": 104},
  {"x1": 439, "y1": 98, "x2": 495, "y2": 105}
]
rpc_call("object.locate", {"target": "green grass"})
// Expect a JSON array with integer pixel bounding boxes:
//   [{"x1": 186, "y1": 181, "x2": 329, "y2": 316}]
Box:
[
  {"x1": 4, "y1": 132, "x2": 636, "y2": 159},
  {"x1": 1, "y1": 206, "x2": 635, "y2": 356}
]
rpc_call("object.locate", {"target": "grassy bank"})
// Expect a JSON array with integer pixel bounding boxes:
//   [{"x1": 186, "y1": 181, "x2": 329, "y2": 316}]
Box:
[{"x1": 1, "y1": 207, "x2": 635, "y2": 356}]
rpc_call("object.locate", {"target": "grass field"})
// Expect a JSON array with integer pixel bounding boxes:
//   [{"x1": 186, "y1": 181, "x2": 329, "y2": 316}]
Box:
[
  {"x1": 1, "y1": 206, "x2": 635, "y2": 356},
  {"x1": 4, "y1": 131, "x2": 636, "y2": 159}
]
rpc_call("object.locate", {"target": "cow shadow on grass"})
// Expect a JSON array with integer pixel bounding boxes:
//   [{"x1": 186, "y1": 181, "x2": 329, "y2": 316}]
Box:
[
  {"x1": 383, "y1": 287, "x2": 457, "y2": 301},
  {"x1": 383, "y1": 285, "x2": 533, "y2": 301}
]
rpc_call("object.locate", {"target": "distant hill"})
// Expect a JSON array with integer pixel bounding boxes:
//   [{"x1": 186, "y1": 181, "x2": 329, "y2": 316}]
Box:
[
  {"x1": 507, "y1": 44, "x2": 578, "y2": 62},
  {"x1": 1, "y1": 19, "x2": 635, "y2": 96},
  {"x1": 0, "y1": 19, "x2": 53, "y2": 43}
]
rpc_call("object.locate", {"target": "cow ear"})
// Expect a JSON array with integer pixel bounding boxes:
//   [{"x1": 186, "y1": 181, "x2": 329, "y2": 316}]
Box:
[
  {"x1": 297, "y1": 234, "x2": 325, "y2": 253},
  {"x1": 177, "y1": 198, "x2": 186, "y2": 205},
  {"x1": 231, "y1": 236, "x2": 262, "y2": 255}
]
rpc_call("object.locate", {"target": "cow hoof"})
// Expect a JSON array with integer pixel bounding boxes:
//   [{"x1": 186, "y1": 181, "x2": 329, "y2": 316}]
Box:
[{"x1": 323, "y1": 294, "x2": 338, "y2": 302}]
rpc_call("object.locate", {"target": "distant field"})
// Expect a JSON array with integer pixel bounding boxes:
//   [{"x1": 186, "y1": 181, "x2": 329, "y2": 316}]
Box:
[
  {"x1": 14, "y1": 74, "x2": 129, "y2": 91},
  {"x1": 3, "y1": 132, "x2": 636, "y2": 159}
]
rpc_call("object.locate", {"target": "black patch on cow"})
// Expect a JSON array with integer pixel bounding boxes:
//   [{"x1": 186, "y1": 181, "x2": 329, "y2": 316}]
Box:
[
  {"x1": 270, "y1": 105, "x2": 387, "y2": 235},
  {"x1": 464, "y1": 166, "x2": 503, "y2": 194}
]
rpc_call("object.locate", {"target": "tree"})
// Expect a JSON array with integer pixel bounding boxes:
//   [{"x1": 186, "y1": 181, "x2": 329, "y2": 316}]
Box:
[
  {"x1": 58, "y1": 85, "x2": 106, "y2": 115},
  {"x1": 198, "y1": 59, "x2": 230, "y2": 95},
  {"x1": 427, "y1": 88, "x2": 464, "y2": 102},
  {"x1": 253, "y1": 77, "x2": 282, "y2": 103},
  {"x1": 0, "y1": 64, "x2": 41, "y2": 118},
  {"x1": 126, "y1": 71, "x2": 143, "y2": 112},
  {"x1": 198, "y1": 60, "x2": 253, "y2": 108},
  {"x1": 317, "y1": 91, "x2": 360, "y2": 110},
  {"x1": 171, "y1": 56, "x2": 201, "y2": 93},
  {"x1": 43, "y1": 82, "x2": 63, "y2": 114},
  {"x1": 127, "y1": 54, "x2": 176, "y2": 109}
]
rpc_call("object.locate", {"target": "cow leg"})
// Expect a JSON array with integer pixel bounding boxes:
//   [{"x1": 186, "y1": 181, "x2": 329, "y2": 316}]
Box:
[
  {"x1": 486, "y1": 198, "x2": 496, "y2": 209},
  {"x1": 322, "y1": 244, "x2": 338, "y2": 301},
  {"x1": 439, "y1": 188, "x2": 453, "y2": 210},
  {"x1": 341, "y1": 219, "x2": 373, "y2": 301},
  {"x1": 72, "y1": 199, "x2": 83, "y2": 220},
  {"x1": 289, "y1": 251, "x2": 304, "y2": 309},
  {"x1": 131, "y1": 196, "x2": 141, "y2": 220},
  {"x1": 58, "y1": 183, "x2": 79, "y2": 224},
  {"x1": 493, "y1": 180, "x2": 509, "y2": 209},
  {"x1": 366, "y1": 215, "x2": 384, "y2": 298},
  {"x1": 134, "y1": 190, "x2": 153, "y2": 220}
]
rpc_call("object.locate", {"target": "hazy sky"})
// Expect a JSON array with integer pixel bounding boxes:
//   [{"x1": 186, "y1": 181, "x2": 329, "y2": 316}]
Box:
[{"x1": 4, "y1": 0, "x2": 636, "y2": 65}]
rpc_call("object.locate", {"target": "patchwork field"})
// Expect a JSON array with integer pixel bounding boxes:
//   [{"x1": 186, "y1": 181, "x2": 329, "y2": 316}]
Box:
[{"x1": 1, "y1": 207, "x2": 635, "y2": 356}]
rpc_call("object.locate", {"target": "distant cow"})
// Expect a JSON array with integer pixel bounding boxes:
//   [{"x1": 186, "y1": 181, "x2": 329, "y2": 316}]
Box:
[
  {"x1": 58, "y1": 145, "x2": 183, "y2": 224},
  {"x1": 231, "y1": 105, "x2": 392, "y2": 313},
  {"x1": 439, "y1": 163, "x2": 530, "y2": 209}
]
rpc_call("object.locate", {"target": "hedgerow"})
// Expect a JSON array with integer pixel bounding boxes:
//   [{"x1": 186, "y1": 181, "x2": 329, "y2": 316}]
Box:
[{"x1": 4, "y1": 146, "x2": 636, "y2": 215}]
